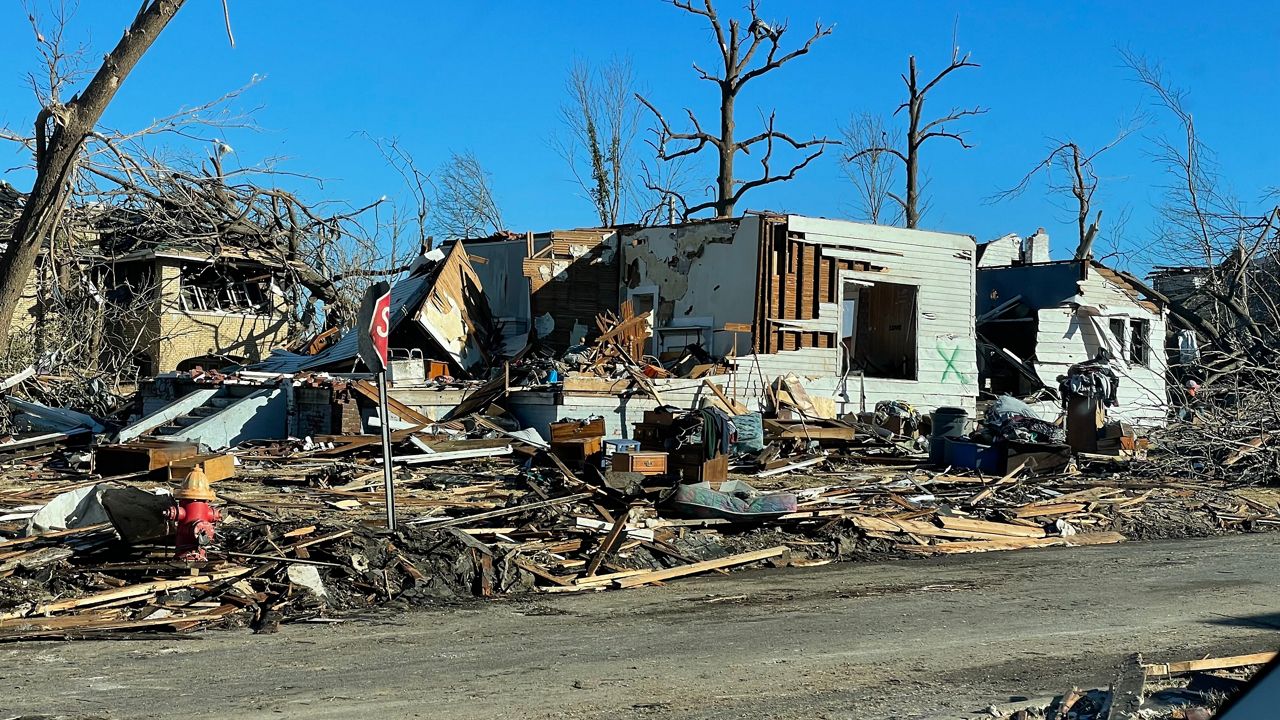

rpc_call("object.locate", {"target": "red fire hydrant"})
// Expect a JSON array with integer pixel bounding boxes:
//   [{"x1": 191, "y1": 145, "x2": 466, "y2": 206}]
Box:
[{"x1": 166, "y1": 467, "x2": 221, "y2": 562}]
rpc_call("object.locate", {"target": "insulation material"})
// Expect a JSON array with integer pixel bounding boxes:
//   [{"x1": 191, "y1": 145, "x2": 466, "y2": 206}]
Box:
[{"x1": 413, "y1": 242, "x2": 498, "y2": 374}]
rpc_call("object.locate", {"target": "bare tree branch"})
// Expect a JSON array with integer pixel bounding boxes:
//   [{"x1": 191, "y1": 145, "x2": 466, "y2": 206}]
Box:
[{"x1": 640, "y1": 0, "x2": 833, "y2": 218}]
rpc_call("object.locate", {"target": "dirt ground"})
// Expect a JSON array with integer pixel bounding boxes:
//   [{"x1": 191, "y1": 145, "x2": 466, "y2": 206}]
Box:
[{"x1": 3, "y1": 533, "x2": 1279, "y2": 720}]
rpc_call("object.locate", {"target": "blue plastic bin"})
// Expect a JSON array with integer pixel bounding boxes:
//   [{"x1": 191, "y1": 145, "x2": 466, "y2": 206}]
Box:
[{"x1": 944, "y1": 439, "x2": 1002, "y2": 473}]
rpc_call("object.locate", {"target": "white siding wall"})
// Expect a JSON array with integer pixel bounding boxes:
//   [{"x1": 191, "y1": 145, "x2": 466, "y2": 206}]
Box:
[
  {"x1": 786, "y1": 216, "x2": 979, "y2": 417},
  {"x1": 1028, "y1": 271, "x2": 1169, "y2": 426}
]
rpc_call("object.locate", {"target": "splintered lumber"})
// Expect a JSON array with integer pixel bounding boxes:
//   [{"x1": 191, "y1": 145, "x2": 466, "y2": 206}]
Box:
[
  {"x1": 613, "y1": 546, "x2": 790, "y2": 589},
  {"x1": 0, "y1": 567, "x2": 251, "y2": 620},
  {"x1": 584, "y1": 510, "x2": 631, "y2": 577},
  {"x1": 757, "y1": 455, "x2": 826, "y2": 478},
  {"x1": 702, "y1": 379, "x2": 749, "y2": 415},
  {"x1": 352, "y1": 380, "x2": 433, "y2": 425},
  {"x1": 407, "y1": 493, "x2": 593, "y2": 527},
  {"x1": 851, "y1": 515, "x2": 1043, "y2": 541},
  {"x1": 898, "y1": 531, "x2": 1126, "y2": 555},
  {"x1": 1143, "y1": 651, "x2": 1277, "y2": 677},
  {"x1": 512, "y1": 556, "x2": 572, "y2": 587},
  {"x1": 937, "y1": 516, "x2": 1048, "y2": 539},
  {"x1": 1012, "y1": 502, "x2": 1088, "y2": 518}
]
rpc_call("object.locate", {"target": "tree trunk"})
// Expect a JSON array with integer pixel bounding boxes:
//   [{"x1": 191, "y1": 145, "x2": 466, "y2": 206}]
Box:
[
  {"x1": 904, "y1": 58, "x2": 921, "y2": 229},
  {"x1": 0, "y1": 0, "x2": 186, "y2": 353},
  {"x1": 716, "y1": 89, "x2": 736, "y2": 218}
]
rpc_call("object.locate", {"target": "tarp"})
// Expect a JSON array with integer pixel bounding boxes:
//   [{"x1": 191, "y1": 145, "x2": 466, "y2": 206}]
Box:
[{"x1": 6, "y1": 397, "x2": 104, "y2": 434}]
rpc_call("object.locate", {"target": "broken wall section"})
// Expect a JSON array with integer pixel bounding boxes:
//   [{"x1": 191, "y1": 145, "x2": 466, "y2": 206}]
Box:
[
  {"x1": 979, "y1": 261, "x2": 1169, "y2": 426},
  {"x1": 522, "y1": 229, "x2": 619, "y2": 352},
  {"x1": 761, "y1": 215, "x2": 980, "y2": 416},
  {"x1": 621, "y1": 217, "x2": 760, "y2": 358}
]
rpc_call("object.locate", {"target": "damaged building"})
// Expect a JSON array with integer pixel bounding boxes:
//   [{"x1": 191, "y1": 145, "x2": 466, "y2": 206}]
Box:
[
  {"x1": 975, "y1": 231, "x2": 1169, "y2": 426},
  {"x1": 2, "y1": 183, "x2": 297, "y2": 377},
  {"x1": 427, "y1": 214, "x2": 981, "y2": 438}
]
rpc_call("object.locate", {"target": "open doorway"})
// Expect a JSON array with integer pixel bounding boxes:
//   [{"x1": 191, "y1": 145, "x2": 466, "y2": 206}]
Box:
[
  {"x1": 840, "y1": 280, "x2": 918, "y2": 379},
  {"x1": 628, "y1": 288, "x2": 658, "y2": 358}
]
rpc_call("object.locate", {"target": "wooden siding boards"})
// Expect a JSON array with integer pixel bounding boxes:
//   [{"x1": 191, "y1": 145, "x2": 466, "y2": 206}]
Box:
[
  {"x1": 1030, "y1": 267, "x2": 1169, "y2": 426},
  {"x1": 762, "y1": 213, "x2": 983, "y2": 415}
]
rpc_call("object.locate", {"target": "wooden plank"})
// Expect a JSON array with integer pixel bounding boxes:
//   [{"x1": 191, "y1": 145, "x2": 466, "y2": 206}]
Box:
[
  {"x1": 613, "y1": 546, "x2": 790, "y2": 589},
  {"x1": 1012, "y1": 502, "x2": 1088, "y2": 518},
  {"x1": 937, "y1": 516, "x2": 1047, "y2": 539},
  {"x1": 583, "y1": 509, "x2": 631, "y2": 577},
  {"x1": 352, "y1": 380, "x2": 433, "y2": 425},
  {"x1": 512, "y1": 556, "x2": 573, "y2": 587},
  {"x1": 702, "y1": 380, "x2": 749, "y2": 415},
  {"x1": 1144, "y1": 651, "x2": 1277, "y2": 677},
  {"x1": 0, "y1": 567, "x2": 250, "y2": 620}
]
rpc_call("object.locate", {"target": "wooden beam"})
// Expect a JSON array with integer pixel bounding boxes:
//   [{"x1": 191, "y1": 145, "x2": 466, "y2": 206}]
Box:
[
  {"x1": 937, "y1": 516, "x2": 1048, "y2": 539},
  {"x1": 613, "y1": 546, "x2": 790, "y2": 589},
  {"x1": 353, "y1": 380, "x2": 433, "y2": 425},
  {"x1": 1144, "y1": 651, "x2": 1277, "y2": 677},
  {"x1": 584, "y1": 509, "x2": 631, "y2": 577}
]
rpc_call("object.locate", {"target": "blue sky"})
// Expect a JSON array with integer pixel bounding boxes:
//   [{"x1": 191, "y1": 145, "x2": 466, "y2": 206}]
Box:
[{"x1": 1, "y1": 1, "x2": 1276, "y2": 271}]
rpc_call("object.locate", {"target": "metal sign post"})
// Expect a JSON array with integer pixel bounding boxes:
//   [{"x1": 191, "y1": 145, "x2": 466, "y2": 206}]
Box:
[
  {"x1": 375, "y1": 365, "x2": 396, "y2": 531},
  {"x1": 356, "y1": 281, "x2": 396, "y2": 531}
]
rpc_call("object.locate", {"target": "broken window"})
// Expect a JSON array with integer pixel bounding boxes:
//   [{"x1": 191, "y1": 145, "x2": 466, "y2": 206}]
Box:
[
  {"x1": 178, "y1": 264, "x2": 270, "y2": 315},
  {"x1": 1109, "y1": 318, "x2": 1126, "y2": 350},
  {"x1": 1129, "y1": 318, "x2": 1150, "y2": 366},
  {"x1": 841, "y1": 281, "x2": 918, "y2": 380}
]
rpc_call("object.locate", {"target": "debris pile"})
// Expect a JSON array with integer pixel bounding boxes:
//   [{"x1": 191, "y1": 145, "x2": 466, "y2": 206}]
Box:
[
  {"x1": 977, "y1": 651, "x2": 1274, "y2": 720},
  {"x1": 3, "y1": 412, "x2": 1280, "y2": 642}
]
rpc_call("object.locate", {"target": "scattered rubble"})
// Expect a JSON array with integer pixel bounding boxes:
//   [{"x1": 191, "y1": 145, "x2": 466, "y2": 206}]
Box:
[{"x1": 973, "y1": 651, "x2": 1274, "y2": 720}]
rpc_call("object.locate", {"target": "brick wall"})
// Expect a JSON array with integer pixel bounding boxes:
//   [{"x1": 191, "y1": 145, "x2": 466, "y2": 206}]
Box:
[{"x1": 145, "y1": 258, "x2": 292, "y2": 373}]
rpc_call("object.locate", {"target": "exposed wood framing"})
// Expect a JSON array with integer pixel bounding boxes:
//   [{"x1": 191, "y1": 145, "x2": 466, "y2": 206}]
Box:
[{"x1": 752, "y1": 216, "x2": 869, "y2": 354}]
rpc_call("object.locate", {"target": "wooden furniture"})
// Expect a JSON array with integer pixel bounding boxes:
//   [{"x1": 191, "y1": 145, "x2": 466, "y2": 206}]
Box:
[{"x1": 611, "y1": 451, "x2": 668, "y2": 475}]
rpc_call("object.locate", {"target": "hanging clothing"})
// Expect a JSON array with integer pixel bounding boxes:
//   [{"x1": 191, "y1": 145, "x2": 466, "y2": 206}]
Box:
[
  {"x1": 1177, "y1": 329, "x2": 1201, "y2": 366},
  {"x1": 700, "y1": 407, "x2": 736, "y2": 458},
  {"x1": 1058, "y1": 354, "x2": 1121, "y2": 407}
]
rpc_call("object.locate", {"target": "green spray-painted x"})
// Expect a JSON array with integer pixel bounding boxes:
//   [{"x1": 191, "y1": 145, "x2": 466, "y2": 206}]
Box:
[{"x1": 938, "y1": 345, "x2": 968, "y2": 384}]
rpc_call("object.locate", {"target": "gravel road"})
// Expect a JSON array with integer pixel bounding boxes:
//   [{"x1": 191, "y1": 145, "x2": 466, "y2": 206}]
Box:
[{"x1": 4, "y1": 533, "x2": 1279, "y2": 720}]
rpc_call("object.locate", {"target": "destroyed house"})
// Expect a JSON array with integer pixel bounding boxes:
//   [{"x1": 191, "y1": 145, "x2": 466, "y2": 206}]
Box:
[
  {"x1": 459, "y1": 228, "x2": 620, "y2": 355},
  {"x1": 254, "y1": 241, "x2": 498, "y2": 380},
  {"x1": 436, "y1": 214, "x2": 981, "y2": 439},
  {"x1": 2, "y1": 185, "x2": 295, "y2": 376},
  {"x1": 976, "y1": 244, "x2": 1169, "y2": 426},
  {"x1": 100, "y1": 248, "x2": 293, "y2": 376}
]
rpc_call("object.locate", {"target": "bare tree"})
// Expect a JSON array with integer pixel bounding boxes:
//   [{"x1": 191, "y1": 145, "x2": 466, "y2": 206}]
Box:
[
  {"x1": 431, "y1": 151, "x2": 504, "y2": 240},
  {"x1": 553, "y1": 58, "x2": 640, "y2": 226},
  {"x1": 0, "y1": 0, "x2": 189, "y2": 351},
  {"x1": 365, "y1": 134, "x2": 433, "y2": 254},
  {"x1": 846, "y1": 41, "x2": 986, "y2": 228},
  {"x1": 1117, "y1": 51, "x2": 1280, "y2": 371},
  {"x1": 992, "y1": 124, "x2": 1139, "y2": 259},
  {"x1": 838, "y1": 113, "x2": 902, "y2": 224},
  {"x1": 638, "y1": 0, "x2": 836, "y2": 219}
]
